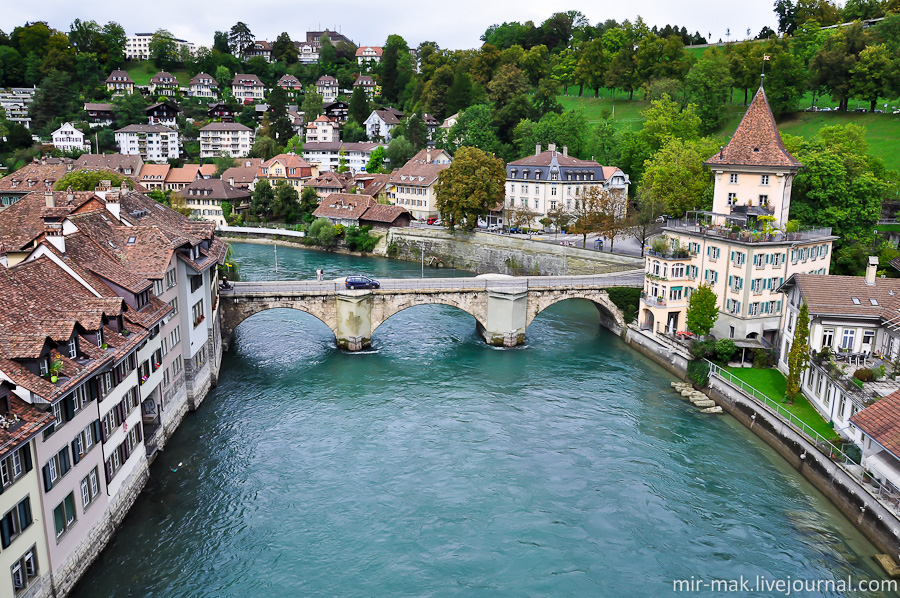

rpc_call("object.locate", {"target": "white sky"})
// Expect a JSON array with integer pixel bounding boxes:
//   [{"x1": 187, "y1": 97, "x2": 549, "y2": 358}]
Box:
[{"x1": 4, "y1": 0, "x2": 780, "y2": 50}]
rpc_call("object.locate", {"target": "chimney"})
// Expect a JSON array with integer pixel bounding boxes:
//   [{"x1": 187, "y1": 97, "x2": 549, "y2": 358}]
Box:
[
  {"x1": 548, "y1": 143, "x2": 556, "y2": 153},
  {"x1": 66, "y1": 186, "x2": 74, "y2": 205},
  {"x1": 562, "y1": 146, "x2": 568, "y2": 158},
  {"x1": 426, "y1": 150, "x2": 431, "y2": 163},
  {"x1": 44, "y1": 221, "x2": 65, "y2": 253},
  {"x1": 105, "y1": 192, "x2": 121, "y2": 221},
  {"x1": 866, "y1": 256, "x2": 878, "y2": 285},
  {"x1": 535, "y1": 144, "x2": 541, "y2": 156},
  {"x1": 45, "y1": 192, "x2": 55, "y2": 208}
]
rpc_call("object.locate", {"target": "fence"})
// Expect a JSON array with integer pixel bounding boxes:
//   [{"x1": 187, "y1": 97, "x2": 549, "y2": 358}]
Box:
[
  {"x1": 706, "y1": 360, "x2": 900, "y2": 516},
  {"x1": 221, "y1": 273, "x2": 643, "y2": 296}
]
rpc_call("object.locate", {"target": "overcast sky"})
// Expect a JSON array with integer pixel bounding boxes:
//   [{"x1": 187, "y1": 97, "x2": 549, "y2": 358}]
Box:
[{"x1": 5, "y1": 0, "x2": 780, "y2": 50}]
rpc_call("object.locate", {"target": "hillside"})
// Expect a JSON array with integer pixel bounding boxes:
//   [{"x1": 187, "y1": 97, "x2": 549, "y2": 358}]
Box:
[
  {"x1": 558, "y1": 93, "x2": 900, "y2": 171},
  {"x1": 123, "y1": 61, "x2": 192, "y2": 86}
]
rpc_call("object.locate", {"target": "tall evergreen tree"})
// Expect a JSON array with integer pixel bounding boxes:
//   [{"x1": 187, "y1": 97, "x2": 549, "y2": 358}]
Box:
[
  {"x1": 348, "y1": 85, "x2": 369, "y2": 126},
  {"x1": 785, "y1": 302, "x2": 810, "y2": 404}
]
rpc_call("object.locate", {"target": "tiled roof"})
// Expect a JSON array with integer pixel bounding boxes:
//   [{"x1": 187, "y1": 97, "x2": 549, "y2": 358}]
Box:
[
  {"x1": 355, "y1": 46, "x2": 383, "y2": 57},
  {"x1": 705, "y1": 86, "x2": 801, "y2": 169},
  {"x1": 372, "y1": 107, "x2": 405, "y2": 125},
  {"x1": 0, "y1": 163, "x2": 70, "y2": 191},
  {"x1": 149, "y1": 71, "x2": 177, "y2": 84},
  {"x1": 139, "y1": 164, "x2": 170, "y2": 182},
  {"x1": 190, "y1": 72, "x2": 217, "y2": 85},
  {"x1": 303, "y1": 142, "x2": 381, "y2": 152},
  {"x1": 0, "y1": 394, "x2": 55, "y2": 459},
  {"x1": 75, "y1": 154, "x2": 144, "y2": 177},
  {"x1": 115, "y1": 124, "x2": 175, "y2": 134},
  {"x1": 0, "y1": 190, "x2": 100, "y2": 250},
  {"x1": 278, "y1": 75, "x2": 301, "y2": 87},
  {"x1": 184, "y1": 178, "x2": 251, "y2": 201},
  {"x1": 354, "y1": 76, "x2": 375, "y2": 87},
  {"x1": 221, "y1": 165, "x2": 260, "y2": 187},
  {"x1": 360, "y1": 203, "x2": 410, "y2": 224},
  {"x1": 508, "y1": 150, "x2": 601, "y2": 168},
  {"x1": 851, "y1": 390, "x2": 900, "y2": 456},
  {"x1": 232, "y1": 74, "x2": 264, "y2": 86},
  {"x1": 352, "y1": 173, "x2": 389, "y2": 196},
  {"x1": 784, "y1": 274, "x2": 900, "y2": 321},
  {"x1": 310, "y1": 171, "x2": 350, "y2": 190},
  {"x1": 198, "y1": 164, "x2": 217, "y2": 178},
  {"x1": 200, "y1": 122, "x2": 252, "y2": 132},
  {"x1": 388, "y1": 152, "x2": 451, "y2": 187},
  {"x1": 165, "y1": 164, "x2": 201, "y2": 184},
  {"x1": 313, "y1": 194, "x2": 375, "y2": 221},
  {"x1": 258, "y1": 154, "x2": 312, "y2": 179},
  {"x1": 105, "y1": 70, "x2": 134, "y2": 83},
  {"x1": 317, "y1": 75, "x2": 338, "y2": 86},
  {"x1": 84, "y1": 102, "x2": 113, "y2": 112}
]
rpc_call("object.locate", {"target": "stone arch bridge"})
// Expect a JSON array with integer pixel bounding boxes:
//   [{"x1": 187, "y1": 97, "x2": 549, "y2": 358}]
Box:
[{"x1": 219, "y1": 273, "x2": 643, "y2": 351}]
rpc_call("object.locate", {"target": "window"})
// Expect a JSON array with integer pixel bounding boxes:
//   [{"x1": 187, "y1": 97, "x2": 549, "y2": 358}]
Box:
[
  {"x1": 729, "y1": 174, "x2": 738, "y2": 184},
  {"x1": 68, "y1": 337, "x2": 78, "y2": 358},
  {"x1": 190, "y1": 275, "x2": 202, "y2": 293},
  {"x1": 11, "y1": 546, "x2": 38, "y2": 595},
  {"x1": 759, "y1": 194, "x2": 768, "y2": 206},
  {"x1": 80, "y1": 468, "x2": 101, "y2": 509},
  {"x1": 761, "y1": 174, "x2": 770, "y2": 185},
  {"x1": 841, "y1": 329, "x2": 856, "y2": 350},
  {"x1": 727, "y1": 193, "x2": 737, "y2": 206},
  {"x1": 53, "y1": 493, "x2": 77, "y2": 539},
  {"x1": 173, "y1": 355, "x2": 183, "y2": 375},
  {"x1": 0, "y1": 446, "x2": 32, "y2": 490},
  {"x1": 42, "y1": 446, "x2": 72, "y2": 491},
  {"x1": 821, "y1": 328, "x2": 834, "y2": 349},
  {"x1": 669, "y1": 288, "x2": 682, "y2": 301},
  {"x1": 192, "y1": 300, "x2": 205, "y2": 327},
  {"x1": 165, "y1": 268, "x2": 177, "y2": 289},
  {"x1": 0, "y1": 497, "x2": 32, "y2": 549},
  {"x1": 168, "y1": 297, "x2": 178, "y2": 315}
]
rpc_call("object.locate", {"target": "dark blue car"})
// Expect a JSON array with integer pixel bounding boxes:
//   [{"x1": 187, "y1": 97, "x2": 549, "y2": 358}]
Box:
[{"x1": 345, "y1": 275, "x2": 380, "y2": 289}]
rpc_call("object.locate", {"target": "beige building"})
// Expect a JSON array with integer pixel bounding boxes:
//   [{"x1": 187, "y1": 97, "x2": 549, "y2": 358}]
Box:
[
  {"x1": 387, "y1": 149, "x2": 451, "y2": 221},
  {"x1": 199, "y1": 123, "x2": 254, "y2": 158},
  {"x1": 639, "y1": 85, "x2": 835, "y2": 344},
  {"x1": 189, "y1": 73, "x2": 218, "y2": 99},
  {"x1": 105, "y1": 71, "x2": 134, "y2": 95},
  {"x1": 305, "y1": 116, "x2": 339, "y2": 144},
  {"x1": 232, "y1": 74, "x2": 265, "y2": 104}
]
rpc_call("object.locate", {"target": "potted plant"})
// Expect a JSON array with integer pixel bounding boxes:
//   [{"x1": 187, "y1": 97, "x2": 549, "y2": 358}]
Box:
[{"x1": 49, "y1": 354, "x2": 63, "y2": 383}]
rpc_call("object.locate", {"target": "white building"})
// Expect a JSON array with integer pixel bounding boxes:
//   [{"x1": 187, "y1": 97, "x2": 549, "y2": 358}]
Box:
[
  {"x1": 315, "y1": 76, "x2": 340, "y2": 104},
  {"x1": 386, "y1": 149, "x2": 452, "y2": 221},
  {"x1": 232, "y1": 74, "x2": 265, "y2": 104},
  {"x1": 51, "y1": 123, "x2": 89, "y2": 153},
  {"x1": 305, "y1": 116, "x2": 339, "y2": 144},
  {"x1": 126, "y1": 33, "x2": 196, "y2": 61},
  {"x1": 364, "y1": 108, "x2": 405, "y2": 142},
  {"x1": 355, "y1": 46, "x2": 383, "y2": 66},
  {"x1": 115, "y1": 124, "x2": 180, "y2": 162},
  {"x1": 189, "y1": 73, "x2": 218, "y2": 99},
  {"x1": 199, "y1": 123, "x2": 254, "y2": 158},
  {"x1": 303, "y1": 142, "x2": 383, "y2": 174}
]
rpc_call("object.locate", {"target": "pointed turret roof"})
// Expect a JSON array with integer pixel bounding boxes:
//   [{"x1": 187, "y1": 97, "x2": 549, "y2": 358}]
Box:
[{"x1": 705, "y1": 85, "x2": 801, "y2": 170}]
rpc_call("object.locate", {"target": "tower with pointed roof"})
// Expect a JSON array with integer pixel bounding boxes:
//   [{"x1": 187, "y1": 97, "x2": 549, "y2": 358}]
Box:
[{"x1": 705, "y1": 82, "x2": 802, "y2": 227}]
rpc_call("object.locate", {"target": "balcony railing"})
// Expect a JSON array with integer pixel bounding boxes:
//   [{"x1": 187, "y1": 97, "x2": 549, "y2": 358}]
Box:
[
  {"x1": 640, "y1": 291, "x2": 666, "y2": 307},
  {"x1": 664, "y1": 219, "x2": 833, "y2": 243}
]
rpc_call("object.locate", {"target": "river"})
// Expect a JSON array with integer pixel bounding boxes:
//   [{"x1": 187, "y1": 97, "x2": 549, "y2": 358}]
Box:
[{"x1": 72, "y1": 241, "x2": 896, "y2": 597}]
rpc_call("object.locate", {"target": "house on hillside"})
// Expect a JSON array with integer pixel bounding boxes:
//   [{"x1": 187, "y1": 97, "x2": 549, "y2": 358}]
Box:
[
  {"x1": 353, "y1": 76, "x2": 377, "y2": 99},
  {"x1": 277, "y1": 74, "x2": 303, "y2": 101},
  {"x1": 189, "y1": 73, "x2": 218, "y2": 98},
  {"x1": 356, "y1": 46, "x2": 383, "y2": 66},
  {"x1": 51, "y1": 123, "x2": 89, "y2": 153},
  {"x1": 105, "y1": 70, "x2": 134, "y2": 95},
  {"x1": 305, "y1": 116, "x2": 340, "y2": 144},
  {"x1": 199, "y1": 122, "x2": 254, "y2": 158},
  {"x1": 146, "y1": 101, "x2": 180, "y2": 128},
  {"x1": 232, "y1": 74, "x2": 265, "y2": 104},
  {"x1": 207, "y1": 102, "x2": 235, "y2": 122},
  {"x1": 254, "y1": 154, "x2": 313, "y2": 190},
  {"x1": 387, "y1": 149, "x2": 452, "y2": 221},
  {"x1": 316, "y1": 76, "x2": 340, "y2": 104},
  {"x1": 148, "y1": 71, "x2": 179, "y2": 96},
  {"x1": 115, "y1": 125, "x2": 180, "y2": 162},
  {"x1": 84, "y1": 103, "x2": 114, "y2": 128},
  {"x1": 184, "y1": 178, "x2": 251, "y2": 226},
  {"x1": 365, "y1": 108, "x2": 405, "y2": 142}
]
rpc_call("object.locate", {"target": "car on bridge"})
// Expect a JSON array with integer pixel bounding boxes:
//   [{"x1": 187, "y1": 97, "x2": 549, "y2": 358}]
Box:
[{"x1": 345, "y1": 275, "x2": 381, "y2": 290}]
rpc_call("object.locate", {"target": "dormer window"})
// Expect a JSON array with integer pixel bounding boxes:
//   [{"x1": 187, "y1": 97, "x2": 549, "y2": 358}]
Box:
[
  {"x1": 39, "y1": 358, "x2": 49, "y2": 376},
  {"x1": 68, "y1": 338, "x2": 77, "y2": 359},
  {"x1": 97, "y1": 329, "x2": 103, "y2": 347}
]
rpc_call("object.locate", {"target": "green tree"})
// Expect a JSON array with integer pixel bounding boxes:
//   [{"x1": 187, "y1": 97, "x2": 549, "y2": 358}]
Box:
[
  {"x1": 272, "y1": 181, "x2": 300, "y2": 220},
  {"x1": 686, "y1": 284, "x2": 718, "y2": 337},
  {"x1": 229, "y1": 22, "x2": 253, "y2": 60},
  {"x1": 102, "y1": 22, "x2": 127, "y2": 68},
  {"x1": 422, "y1": 64, "x2": 455, "y2": 119},
  {"x1": 685, "y1": 47, "x2": 733, "y2": 134},
  {"x1": 380, "y1": 34, "x2": 409, "y2": 103},
  {"x1": 237, "y1": 104, "x2": 257, "y2": 129},
  {"x1": 113, "y1": 92, "x2": 148, "y2": 127},
  {"x1": 215, "y1": 155, "x2": 236, "y2": 176},
  {"x1": 443, "y1": 104, "x2": 501, "y2": 154},
  {"x1": 54, "y1": 170, "x2": 127, "y2": 191},
  {"x1": 308, "y1": 217, "x2": 337, "y2": 248},
  {"x1": 251, "y1": 137, "x2": 277, "y2": 161},
  {"x1": 263, "y1": 86, "x2": 294, "y2": 144},
  {"x1": 348, "y1": 85, "x2": 370, "y2": 126},
  {"x1": 31, "y1": 69, "x2": 78, "y2": 132},
  {"x1": 366, "y1": 146, "x2": 386, "y2": 173},
  {"x1": 251, "y1": 179, "x2": 274, "y2": 217},
  {"x1": 810, "y1": 21, "x2": 869, "y2": 111},
  {"x1": 386, "y1": 136, "x2": 415, "y2": 167},
  {"x1": 638, "y1": 137, "x2": 719, "y2": 217},
  {"x1": 318, "y1": 34, "x2": 337, "y2": 70},
  {"x1": 298, "y1": 185, "x2": 320, "y2": 222},
  {"x1": 343, "y1": 121, "x2": 367, "y2": 143},
  {"x1": 0, "y1": 47, "x2": 25, "y2": 87},
  {"x1": 629, "y1": 192, "x2": 665, "y2": 257},
  {"x1": 149, "y1": 29, "x2": 178, "y2": 69},
  {"x1": 301, "y1": 86, "x2": 324, "y2": 121},
  {"x1": 284, "y1": 135, "x2": 303, "y2": 154},
  {"x1": 445, "y1": 70, "x2": 474, "y2": 117},
  {"x1": 849, "y1": 43, "x2": 893, "y2": 112},
  {"x1": 785, "y1": 302, "x2": 810, "y2": 403},
  {"x1": 435, "y1": 146, "x2": 506, "y2": 231},
  {"x1": 405, "y1": 113, "x2": 427, "y2": 149},
  {"x1": 272, "y1": 32, "x2": 298, "y2": 64}
]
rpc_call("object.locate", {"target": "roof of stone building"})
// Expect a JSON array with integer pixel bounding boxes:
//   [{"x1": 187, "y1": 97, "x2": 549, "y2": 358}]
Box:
[
  {"x1": 508, "y1": 148, "x2": 602, "y2": 169},
  {"x1": 705, "y1": 85, "x2": 802, "y2": 169},
  {"x1": 310, "y1": 171, "x2": 350, "y2": 190},
  {"x1": 780, "y1": 273, "x2": 900, "y2": 320},
  {"x1": 0, "y1": 393, "x2": 55, "y2": 460},
  {"x1": 851, "y1": 389, "x2": 900, "y2": 456},
  {"x1": 0, "y1": 163, "x2": 70, "y2": 191},
  {"x1": 313, "y1": 193, "x2": 375, "y2": 221},
  {"x1": 355, "y1": 46, "x2": 384, "y2": 57},
  {"x1": 105, "y1": 70, "x2": 133, "y2": 83},
  {"x1": 75, "y1": 154, "x2": 144, "y2": 176},
  {"x1": 0, "y1": 190, "x2": 101, "y2": 250},
  {"x1": 165, "y1": 164, "x2": 201, "y2": 184},
  {"x1": 115, "y1": 124, "x2": 175, "y2": 134},
  {"x1": 388, "y1": 151, "x2": 451, "y2": 187},
  {"x1": 232, "y1": 74, "x2": 264, "y2": 86},
  {"x1": 199, "y1": 122, "x2": 252, "y2": 131},
  {"x1": 139, "y1": 164, "x2": 170, "y2": 182},
  {"x1": 360, "y1": 203, "x2": 410, "y2": 224},
  {"x1": 184, "y1": 178, "x2": 251, "y2": 200},
  {"x1": 352, "y1": 173, "x2": 390, "y2": 196},
  {"x1": 190, "y1": 72, "x2": 217, "y2": 85}
]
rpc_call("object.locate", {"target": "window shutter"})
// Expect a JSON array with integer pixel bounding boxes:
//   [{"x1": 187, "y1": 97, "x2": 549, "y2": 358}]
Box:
[
  {"x1": 64, "y1": 395, "x2": 75, "y2": 421},
  {"x1": 93, "y1": 419, "x2": 102, "y2": 442},
  {"x1": 104, "y1": 460, "x2": 112, "y2": 485},
  {"x1": 0, "y1": 516, "x2": 10, "y2": 549},
  {"x1": 60, "y1": 449, "x2": 71, "y2": 475},
  {"x1": 72, "y1": 440, "x2": 81, "y2": 465},
  {"x1": 136, "y1": 425, "x2": 143, "y2": 443},
  {"x1": 22, "y1": 447, "x2": 32, "y2": 473},
  {"x1": 19, "y1": 497, "x2": 31, "y2": 528},
  {"x1": 89, "y1": 379, "x2": 99, "y2": 402},
  {"x1": 42, "y1": 464, "x2": 53, "y2": 492},
  {"x1": 100, "y1": 420, "x2": 108, "y2": 443},
  {"x1": 123, "y1": 440, "x2": 131, "y2": 459}
]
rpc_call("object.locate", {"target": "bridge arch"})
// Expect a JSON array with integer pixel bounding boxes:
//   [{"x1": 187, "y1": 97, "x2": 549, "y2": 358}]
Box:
[
  {"x1": 220, "y1": 297, "x2": 338, "y2": 350},
  {"x1": 370, "y1": 292, "x2": 488, "y2": 334},
  {"x1": 526, "y1": 290, "x2": 625, "y2": 335}
]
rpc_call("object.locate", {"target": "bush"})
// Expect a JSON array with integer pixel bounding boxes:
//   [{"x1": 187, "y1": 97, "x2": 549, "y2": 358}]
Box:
[
  {"x1": 715, "y1": 338, "x2": 736, "y2": 362},
  {"x1": 605, "y1": 287, "x2": 641, "y2": 324},
  {"x1": 854, "y1": 368, "x2": 875, "y2": 382},
  {"x1": 687, "y1": 360, "x2": 710, "y2": 388},
  {"x1": 852, "y1": 377, "x2": 865, "y2": 389},
  {"x1": 690, "y1": 338, "x2": 716, "y2": 359},
  {"x1": 752, "y1": 348, "x2": 769, "y2": 368},
  {"x1": 345, "y1": 225, "x2": 380, "y2": 253}
]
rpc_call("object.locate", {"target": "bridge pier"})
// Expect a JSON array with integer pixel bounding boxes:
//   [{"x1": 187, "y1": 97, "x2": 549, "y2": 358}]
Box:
[
  {"x1": 478, "y1": 289, "x2": 528, "y2": 347},
  {"x1": 335, "y1": 292, "x2": 373, "y2": 352}
]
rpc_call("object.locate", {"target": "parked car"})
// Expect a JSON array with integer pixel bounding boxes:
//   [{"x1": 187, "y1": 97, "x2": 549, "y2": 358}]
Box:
[
  {"x1": 345, "y1": 275, "x2": 380, "y2": 289},
  {"x1": 507, "y1": 226, "x2": 522, "y2": 234},
  {"x1": 426, "y1": 217, "x2": 438, "y2": 225}
]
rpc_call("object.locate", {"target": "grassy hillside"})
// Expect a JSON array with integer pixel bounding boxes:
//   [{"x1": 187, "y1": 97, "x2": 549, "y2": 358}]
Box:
[
  {"x1": 559, "y1": 93, "x2": 900, "y2": 171},
  {"x1": 124, "y1": 61, "x2": 192, "y2": 86}
]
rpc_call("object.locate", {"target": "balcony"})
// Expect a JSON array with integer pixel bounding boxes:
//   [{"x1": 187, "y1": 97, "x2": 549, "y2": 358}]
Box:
[
  {"x1": 640, "y1": 291, "x2": 666, "y2": 308},
  {"x1": 664, "y1": 211, "x2": 833, "y2": 244}
]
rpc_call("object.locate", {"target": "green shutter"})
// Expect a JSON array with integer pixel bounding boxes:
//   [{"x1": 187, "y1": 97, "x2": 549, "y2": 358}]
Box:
[{"x1": 22, "y1": 446, "x2": 32, "y2": 473}]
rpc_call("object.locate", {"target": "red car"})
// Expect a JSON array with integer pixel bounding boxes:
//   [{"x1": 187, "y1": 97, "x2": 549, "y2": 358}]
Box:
[{"x1": 426, "y1": 217, "x2": 438, "y2": 225}]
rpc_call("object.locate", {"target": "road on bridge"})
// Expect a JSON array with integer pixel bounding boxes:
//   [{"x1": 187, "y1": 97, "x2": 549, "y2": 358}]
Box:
[{"x1": 220, "y1": 271, "x2": 644, "y2": 295}]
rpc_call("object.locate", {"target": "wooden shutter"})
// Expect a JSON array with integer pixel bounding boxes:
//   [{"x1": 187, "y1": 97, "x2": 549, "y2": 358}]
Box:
[
  {"x1": 18, "y1": 497, "x2": 31, "y2": 529},
  {"x1": 93, "y1": 420, "x2": 102, "y2": 442},
  {"x1": 72, "y1": 439, "x2": 81, "y2": 465},
  {"x1": 64, "y1": 395, "x2": 75, "y2": 421},
  {"x1": 22, "y1": 446, "x2": 32, "y2": 473},
  {"x1": 42, "y1": 464, "x2": 53, "y2": 492},
  {"x1": 104, "y1": 460, "x2": 111, "y2": 485},
  {"x1": 60, "y1": 449, "x2": 71, "y2": 475},
  {"x1": 0, "y1": 515, "x2": 10, "y2": 549}
]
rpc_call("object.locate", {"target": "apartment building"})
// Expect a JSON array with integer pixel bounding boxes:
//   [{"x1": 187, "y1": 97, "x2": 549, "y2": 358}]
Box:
[
  {"x1": 199, "y1": 123, "x2": 254, "y2": 158},
  {"x1": 639, "y1": 85, "x2": 835, "y2": 345},
  {"x1": 50, "y1": 123, "x2": 89, "y2": 153},
  {"x1": 115, "y1": 125, "x2": 180, "y2": 162},
  {"x1": 386, "y1": 149, "x2": 452, "y2": 221}
]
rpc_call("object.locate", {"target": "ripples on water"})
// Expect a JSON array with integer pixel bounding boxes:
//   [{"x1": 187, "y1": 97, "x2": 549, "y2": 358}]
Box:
[{"x1": 72, "y1": 244, "x2": 894, "y2": 598}]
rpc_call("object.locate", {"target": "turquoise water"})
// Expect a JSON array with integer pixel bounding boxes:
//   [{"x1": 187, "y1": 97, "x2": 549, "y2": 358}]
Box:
[{"x1": 72, "y1": 242, "x2": 895, "y2": 597}]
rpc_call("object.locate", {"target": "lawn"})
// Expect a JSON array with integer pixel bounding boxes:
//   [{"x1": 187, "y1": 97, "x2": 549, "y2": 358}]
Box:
[
  {"x1": 724, "y1": 366, "x2": 839, "y2": 442},
  {"x1": 124, "y1": 61, "x2": 192, "y2": 87}
]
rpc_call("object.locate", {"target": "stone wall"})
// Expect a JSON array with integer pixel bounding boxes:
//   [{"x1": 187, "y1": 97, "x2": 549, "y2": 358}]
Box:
[
  {"x1": 623, "y1": 326, "x2": 691, "y2": 379},
  {"x1": 708, "y1": 374, "x2": 900, "y2": 557},
  {"x1": 48, "y1": 459, "x2": 150, "y2": 597},
  {"x1": 379, "y1": 228, "x2": 642, "y2": 276}
]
